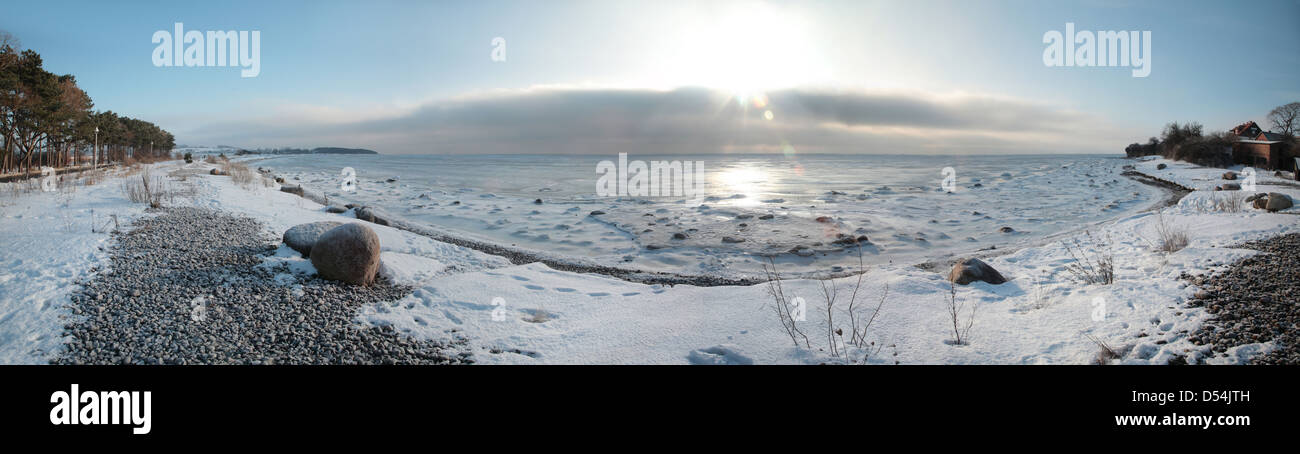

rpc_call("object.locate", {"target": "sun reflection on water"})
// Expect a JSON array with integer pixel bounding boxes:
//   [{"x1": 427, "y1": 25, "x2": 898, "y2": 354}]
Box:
[{"x1": 711, "y1": 165, "x2": 769, "y2": 206}]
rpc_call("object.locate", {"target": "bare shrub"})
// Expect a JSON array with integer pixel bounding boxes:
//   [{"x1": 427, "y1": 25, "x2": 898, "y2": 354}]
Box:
[
  {"x1": 4, "y1": 177, "x2": 40, "y2": 197},
  {"x1": 762, "y1": 257, "x2": 810, "y2": 349},
  {"x1": 223, "y1": 162, "x2": 255, "y2": 187},
  {"x1": 82, "y1": 169, "x2": 103, "y2": 186},
  {"x1": 1211, "y1": 191, "x2": 1245, "y2": 213},
  {"x1": 1085, "y1": 333, "x2": 1121, "y2": 365},
  {"x1": 823, "y1": 246, "x2": 890, "y2": 363},
  {"x1": 1148, "y1": 211, "x2": 1189, "y2": 253},
  {"x1": 204, "y1": 155, "x2": 218, "y2": 164},
  {"x1": 1063, "y1": 231, "x2": 1114, "y2": 285},
  {"x1": 1021, "y1": 270, "x2": 1053, "y2": 310},
  {"x1": 764, "y1": 243, "x2": 891, "y2": 363},
  {"x1": 817, "y1": 277, "x2": 888, "y2": 362},
  {"x1": 122, "y1": 168, "x2": 169, "y2": 207},
  {"x1": 946, "y1": 280, "x2": 975, "y2": 346},
  {"x1": 91, "y1": 210, "x2": 121, "y2": 233},
  {"x1": 58, "y1": 176, "x2": 78, "y2": 195},
  {"x1": 1171, "y1": 133, "x2": 1234, "y2": 168}
]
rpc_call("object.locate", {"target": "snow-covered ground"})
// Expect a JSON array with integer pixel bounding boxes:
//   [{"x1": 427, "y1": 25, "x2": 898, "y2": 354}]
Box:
[
  {"x1": 0, "y1": 168, "x2": 150, "y2": 364},
  {"x1": 1, "y1": 156, "x2": 1295, "y2": 364}
]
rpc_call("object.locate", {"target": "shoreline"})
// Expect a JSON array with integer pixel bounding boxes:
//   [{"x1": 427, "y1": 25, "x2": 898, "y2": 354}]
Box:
[
  {"x1": 297, "y1": 165, "x2": 1189, "y2": 285},
  {"x1": 4, "y1": 155, "x2": 1298, "y2": 364},
  {"x1": 1120, "y1": 170, "x2": 1194, "y2": 208}
]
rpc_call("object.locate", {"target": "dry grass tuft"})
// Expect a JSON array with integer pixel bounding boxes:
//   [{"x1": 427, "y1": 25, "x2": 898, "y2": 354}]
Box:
[
  {"x1": 223, "y1": 161, "x2": 255, "y2": 187},
  {"x1": 1151, "y1": 211, "x2": 1189, "y2": 253},
  {"x1": 1063, "y1": 231, "x2": 1114, "y2": 285},
  {"x1": 1210, "y1": 191, "x2": 1245, "y2": 213},
  {"x1": 122, "y1": 168, "x2": 170, "y2": 207}
]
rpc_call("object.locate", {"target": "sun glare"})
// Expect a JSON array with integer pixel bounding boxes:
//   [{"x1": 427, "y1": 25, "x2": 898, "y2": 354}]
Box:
[
  {"x1": 712, "y1": 165, "x2": 769, "y2": 205},
  {"x1": 655, "y1": 3, "x2": 831, "y2": 98}
]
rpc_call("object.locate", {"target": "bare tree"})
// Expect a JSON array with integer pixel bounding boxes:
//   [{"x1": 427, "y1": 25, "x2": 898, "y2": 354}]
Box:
[
  {"x1": 0, "y1": 30, "x2": 18, "y2": 51},
  {"x1": 1268, "y1": 102, "x2": 1300, "y2": 137}
]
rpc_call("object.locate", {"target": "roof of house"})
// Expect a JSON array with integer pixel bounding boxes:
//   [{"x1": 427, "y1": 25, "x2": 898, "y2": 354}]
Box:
[
  {"x1": 1231, "y1": 121, "x2": 1260, "y2": 136},
  {"x1": 1259, "y1": 131, "x2": 1287, "y2": 141}
]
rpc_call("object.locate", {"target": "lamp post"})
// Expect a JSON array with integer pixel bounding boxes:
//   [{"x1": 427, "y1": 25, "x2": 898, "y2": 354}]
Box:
[{"x1": 93, "y1": 126, "x2": 98, "y2": 168}]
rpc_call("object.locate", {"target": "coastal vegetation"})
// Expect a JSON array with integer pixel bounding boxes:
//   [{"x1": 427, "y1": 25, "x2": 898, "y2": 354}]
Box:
[
  {"x1": 1125, "y1": 102, "x2": 1299, "y2": 170},
  {"x1": 0, "y1": 30, "x2": 175, "y2": 177}
]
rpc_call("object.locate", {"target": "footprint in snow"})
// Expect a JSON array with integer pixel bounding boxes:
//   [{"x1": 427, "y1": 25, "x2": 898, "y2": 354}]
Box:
[{"x1": 687, "y1": 345, "x2": 754, "y2": 365}]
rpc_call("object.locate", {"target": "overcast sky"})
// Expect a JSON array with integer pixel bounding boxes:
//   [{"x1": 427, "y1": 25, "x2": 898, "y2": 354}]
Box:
[{"x1": 4, "y1": 0, "x2": 1298, "y2": 154}]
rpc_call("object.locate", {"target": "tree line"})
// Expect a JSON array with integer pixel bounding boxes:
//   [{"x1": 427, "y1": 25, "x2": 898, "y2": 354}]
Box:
[
  {"x1": 1125, "y1": 102, "x2": 1298, "y2": 169},
  {"x1": 1, "y1": 31, "x2": 175, "y2": 175}
]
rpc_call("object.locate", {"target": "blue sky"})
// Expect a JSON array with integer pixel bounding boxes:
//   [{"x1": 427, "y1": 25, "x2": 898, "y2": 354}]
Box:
[{"x1": 3, "y1": 0, "x2": 1298, "y2": 154}]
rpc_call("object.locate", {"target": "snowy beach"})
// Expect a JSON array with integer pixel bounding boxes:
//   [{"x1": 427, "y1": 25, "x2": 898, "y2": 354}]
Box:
[{"x1": 0, "y1": 155, "x2": 1296, "y2": 365}]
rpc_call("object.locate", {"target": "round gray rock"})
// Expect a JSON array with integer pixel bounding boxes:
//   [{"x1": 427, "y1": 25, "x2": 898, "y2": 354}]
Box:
[
  {"x1": 311, "y1": 223, "x2": 382, "y2": 285},
  {"x1": 949, "y1": 257, "x2": 1007, "y2": 285},
  {"x1": 283, "y1": 221, "x2": 345, "y2": 257},
  {"x1": 1266, "y1": 193, "x2": 1293, "y2": 212}
]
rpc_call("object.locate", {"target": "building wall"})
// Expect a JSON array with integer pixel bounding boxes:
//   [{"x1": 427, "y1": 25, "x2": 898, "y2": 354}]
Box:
[{"x1": 1233, "y1": 142, "x2": 1281, "y2": 169}]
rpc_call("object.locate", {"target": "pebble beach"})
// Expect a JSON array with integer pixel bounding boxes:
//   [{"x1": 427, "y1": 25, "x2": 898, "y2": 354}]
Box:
[{"x1": 54, "y1": 207, "x2": 471, "y2": 365}]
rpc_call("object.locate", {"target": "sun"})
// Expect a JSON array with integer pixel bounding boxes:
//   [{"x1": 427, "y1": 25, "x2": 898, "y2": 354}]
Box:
[{"x1": 652, "y1": 3, "x2": 831, "y2": 97}]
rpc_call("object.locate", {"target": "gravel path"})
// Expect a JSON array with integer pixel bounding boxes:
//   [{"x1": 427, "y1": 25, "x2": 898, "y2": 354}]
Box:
[
  {"x1": 1185, "y1": 232, "x2": 1300, "y2": 364},
  {"x1": 54, "y1": 207, "x2": 472, "y2": 365}
]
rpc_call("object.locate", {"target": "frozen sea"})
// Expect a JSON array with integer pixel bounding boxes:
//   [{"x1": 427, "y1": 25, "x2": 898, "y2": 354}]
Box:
[{"x1": 253, "y1": 153, "x2": 1163, "y2": 278}]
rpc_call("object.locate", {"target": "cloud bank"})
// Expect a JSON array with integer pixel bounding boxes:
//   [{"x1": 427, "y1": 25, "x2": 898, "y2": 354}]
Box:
[{"x1": 178, "y1": 87, "x2": 1130, "y2": 154}]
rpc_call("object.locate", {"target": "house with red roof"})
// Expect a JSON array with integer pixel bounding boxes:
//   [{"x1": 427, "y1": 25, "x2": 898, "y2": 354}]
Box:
[{"x1": 1230, "y1": 121, "x2": 1292, "y2": 172}]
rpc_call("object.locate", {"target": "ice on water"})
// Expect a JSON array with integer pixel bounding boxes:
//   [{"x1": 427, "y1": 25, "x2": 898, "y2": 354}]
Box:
[{"x1": 258, "y1": 153, "x2": 1159, "y2": 277}]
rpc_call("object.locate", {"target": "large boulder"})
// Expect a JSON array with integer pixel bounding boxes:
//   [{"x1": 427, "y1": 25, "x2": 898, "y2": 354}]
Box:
[
  {"x1": 280, "y1": 184, "x2": 304, "y2": 197},
  {"x1": 310, "y1": 223, "x2": 382, "y2": 285},
  {"x1": 948, "y1": 258, "x2": 1007, "y2": 285},
  {"x1": 282, "y1": 221, "x2": 345, "y2": 257},
  {"x1": 355, "y1": 206, "x2": 391, "y2": 226},
  {"x1": 1266, "y1": 193, "x2": 1293, "y2": 212},
  {"x1": 1222, "y1": 171, "x2": 1237, "y2": 180}
]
